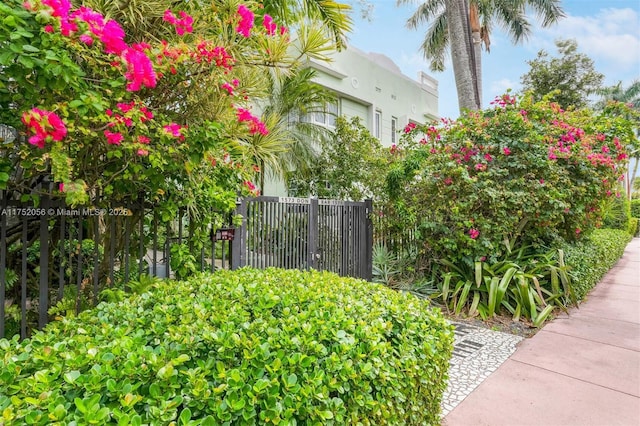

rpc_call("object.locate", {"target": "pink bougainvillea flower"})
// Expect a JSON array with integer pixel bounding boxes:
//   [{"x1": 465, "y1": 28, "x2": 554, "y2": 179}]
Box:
[
  {"x1": 100, "y1": 20, "x2": 127, "y2": 54},
  {"x1": 502, "y1": 147, "x2": 511, "y2": 155},
  {"x1": 469, "y1": 228, "x2": 480, "y2": 240},
  {"x1": 42, "y1": 0, "x2": 71, "y2": 18},
  {"x1": 137, "y1": 149, "x2": 149, "y2": 156},
  {"x1": 117, "y1": 102, "x2": 135, "y2": 113},
  {"x1": 79, "y1": 34, "x2": 93, "y2": 45},
  {"x1": 404, "y1": 122, "x2": 416, "y2": 134},
  {"x1": 137, "y1": 135, "x2": 151, "y2": 144},
  {"x1": 596, "y1": 133, "x2": 606, "y2": 142},
  {"x1": 221, "y1": 82, "x2": 235, "y2": 95},
  {"x1": 236, "y1": 4, "x2": 254, "y2": 37},
  {"x1": 123, "y1": 47, "x2": 157, "y2": 91},
  {"x1": 104, "y1": 130, "x2": 124, "y2": 145},
  {"x1": 443, "y1": 177, "x2": 453, "y2": 186},
  {"x1": 236, "y1": 107, "x2": 268, "y2": 135},
  {"x1": 279, "y1": 26, "x2": 288, "y2": 35},
  {"x1": 164, "y1": 123, "x2": 186, "y2": 141},
  {"x1": 263, "y1": 14, "x2": 277, "y2": 35},
  {"x1": 484, "y1": 153, "x2": 493, "y2": 162},
  {"x1": 474, "y1": 163, "x2": 486, "y2": 171},
  {"x1": 58, "y1": 183, "x2": 64, "y2": 192},
  {"x1": 22, "y1": 108, "x2": 67, "y2": 148},
  {"x1": 163, "y1": 10, "x2": 193, "y2": 35},
  {"x1": 44, "y1": 24, "x2": 54, "y2": 33},
  {"x1": 575, "y1": 228, "x2": 581, "y2": 235}
]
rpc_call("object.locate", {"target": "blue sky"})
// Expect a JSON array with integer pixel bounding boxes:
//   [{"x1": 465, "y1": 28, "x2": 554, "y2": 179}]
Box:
[{"x1": 345, "y1": 0, "x2": 640, "y2": 119}]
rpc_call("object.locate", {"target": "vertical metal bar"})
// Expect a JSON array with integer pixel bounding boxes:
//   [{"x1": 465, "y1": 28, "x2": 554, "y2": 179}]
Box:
[
  {"x1": 178, "y1": 208, "x2": 183, "y2": 244},
  {"x1": 38, "y1": 198, "x2": 49, "y2": 330},
  {"x1": 75, "y1": 213, "x2": 83, "y2": 315},
  {"x1": 364, "y1": 199, "x2": 373, "y2": 281},
  {"x1": 308, "y1": 198, "x2": 318, "y2": 270},
  {"x1": 165, "y1": 222, "x2": 171, "y2": 278},
  {"x1": 20, "y1": 216, "x2": 28, "y2": 339},
  {"x1": 109, "y1": 216, "x2": 115, "y2": 286},
  {"x1": 0, "y1": 197, "x2": 6, "y2": 338},
  {"x1": 124, "y1": 217, "x2": 131, "y2": 283},
  {"x1": 58, "y1": 216, "x2": 65, "y2": 302},
  {"x1": 211, "y1": 224, "x2": 216, "y2": 272},
  {"x1": 138, "y1": 211, "x2": 144, "y2": 279},
  {"x1": 152, "y1": 210, "x2": 158, "y2": 276},
  {"x1": 93, "y1": 217, "x2": 100, "y2": 305},
  {"x1": 231, "y1": 199, "x2": 246, "y2": 270}
]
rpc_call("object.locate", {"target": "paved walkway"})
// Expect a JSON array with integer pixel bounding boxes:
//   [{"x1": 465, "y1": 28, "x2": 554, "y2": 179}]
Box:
[{"x1": 444, "y1": 237, "x2": 640, "y2": 426}]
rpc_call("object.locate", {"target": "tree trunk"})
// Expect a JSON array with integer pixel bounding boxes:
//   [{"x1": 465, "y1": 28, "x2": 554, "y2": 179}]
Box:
[
  {"x1": 446, "y1": 0, "x2": 481, "y2": 113},
  {"x1": 469, "y1": 3, "x2": 483, "y2": 106}
]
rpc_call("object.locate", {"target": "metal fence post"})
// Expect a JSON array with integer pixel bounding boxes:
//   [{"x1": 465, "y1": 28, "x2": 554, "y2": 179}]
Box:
[
  {"x1": 364, "y1": 199, "x2": 373, "y2": 281},
  {"x1": 308, "y1": 198, "x2": 318, "y2": 270},
  {"x1": 231, "y1": 198, "x2": 247, "y2": 269},
  {"x1": 38, "y1": 194, "x2": 49, "y2": 330}
]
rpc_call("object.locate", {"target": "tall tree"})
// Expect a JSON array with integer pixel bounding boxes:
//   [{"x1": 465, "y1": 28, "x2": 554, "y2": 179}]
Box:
[
  {"x1": 399, "y1": 0, "x2": 564, "y2": 113},
  {"x1": 520, "y1": 38, "x2": 604, "y2": 109}
]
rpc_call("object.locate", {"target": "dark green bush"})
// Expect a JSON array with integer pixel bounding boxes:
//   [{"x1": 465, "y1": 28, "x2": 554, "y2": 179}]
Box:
[
  {"x1": 562, "y1": 229, "x2": 632, "y2": 300},
  {"x1": 0, "y1": 268, "x2": 453, "y2": 425},
  {"x1": 602, "y1": 195, "x2": 632, "y2": 232},
  {"x1": 631, "y1": 199, "x2": 640, "y2": 218}
]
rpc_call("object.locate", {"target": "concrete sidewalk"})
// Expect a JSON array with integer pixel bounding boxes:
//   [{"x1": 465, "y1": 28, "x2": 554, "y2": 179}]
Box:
[{"x1": 444, "y1": 237, "x2": 640, "y2": 426}]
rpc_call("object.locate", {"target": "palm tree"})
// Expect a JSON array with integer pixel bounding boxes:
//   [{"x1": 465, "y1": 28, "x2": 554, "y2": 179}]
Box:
[
  {"x1": 399, "y1": 0, "x2": 565, "y2": 113},
  {"x1": 245, "y1": 67, "x2": 337, "y2": 193},
  {"x1": 262, "y1": 0, "x2": 353, "y2": 49}
]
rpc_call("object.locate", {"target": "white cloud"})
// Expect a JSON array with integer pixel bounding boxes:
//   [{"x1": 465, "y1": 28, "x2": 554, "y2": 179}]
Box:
[
  {"x1": 532, "y1": 7, "x2": 640, "y2": 73},
  {"x1": 489, "y1": 78, "x2": 519, "y2": 95}
]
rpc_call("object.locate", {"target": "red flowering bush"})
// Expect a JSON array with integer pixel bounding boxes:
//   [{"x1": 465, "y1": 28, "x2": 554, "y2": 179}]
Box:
[{"x1": 387, "y1": 93, "x2": 638, "y2": 264}]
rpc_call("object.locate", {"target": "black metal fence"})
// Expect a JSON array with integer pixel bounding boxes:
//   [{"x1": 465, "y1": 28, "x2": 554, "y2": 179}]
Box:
[
  {"x1": 1, "y1": 193, "x2": 373, "y2": 339},
  {"x1": 0, "y1": 190, "x2": 233, "y2": 340},
  {"x1": 232, "y1": 196, "x2": 373, "y2": 280}
]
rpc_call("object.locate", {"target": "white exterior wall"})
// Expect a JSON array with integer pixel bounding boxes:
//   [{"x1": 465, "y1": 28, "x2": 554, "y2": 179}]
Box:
[
  {"x1": 263, "y1": 45, "x2": 439, "y2": 196},
  {"x1": 309, "y1": 46, "x2": 438, "y2": 147}
]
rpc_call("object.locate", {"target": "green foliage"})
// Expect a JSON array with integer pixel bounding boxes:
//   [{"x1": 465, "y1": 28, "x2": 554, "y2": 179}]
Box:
[
  {"x1": 628, "y1": 217, "x2": 639, "y2": 237},
  {"x1": 371, "y1": 244, "x2": 400, "y2": 286},
  {"x1": 561, "y1": 229, "x2": 631, "y2": 300},
  {"x1": 602, "y1": 195, "x2": 632, "y2": 232},
  {"x1": 520, "y1": 39, "x2": 605, "y2": 109},
  {"x1": 631, "y1": 199, "x2": 640, "y2": 218},
  {"x1": 432, "y1": 247, "x2": 573, "y2": 327},
  {"x1": 169, "y1": 243, "x2": 198, "y2": 281},
  {"x1": 0, "y1": 268, "x2": 453, "y2": 425},
  {"x1": 386, "y1": 94, "x2": 635, "y2": 265},
  {"x1": 291, "y1": 116, "x2": 389, "y2": 200}
]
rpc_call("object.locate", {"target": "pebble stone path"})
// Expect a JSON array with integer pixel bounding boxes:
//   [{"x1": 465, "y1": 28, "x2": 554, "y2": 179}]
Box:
[{"x1": 441, "y1": 322, "x2": 524, "y2": 417}]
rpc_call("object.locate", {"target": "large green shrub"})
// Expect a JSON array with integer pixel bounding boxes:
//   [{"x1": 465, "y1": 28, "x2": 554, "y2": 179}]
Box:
[
  {"x1": 0, "y1": 268, "x2": 453, "y2": 425},
  {"x1": 631, "y1": 199, "x2": 640, "y2": 218},
  {"x1": 386, "y1": 94, "x2": 636, "y2": 265},
  {"x1": 562, "y1": 229, "x2": 631, "y2": 300}
]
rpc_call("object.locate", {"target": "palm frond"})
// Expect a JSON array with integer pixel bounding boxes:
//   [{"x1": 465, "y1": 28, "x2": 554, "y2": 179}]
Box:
[{"x1": 422, "y1": 12, "x2": 449, "y2": 72}]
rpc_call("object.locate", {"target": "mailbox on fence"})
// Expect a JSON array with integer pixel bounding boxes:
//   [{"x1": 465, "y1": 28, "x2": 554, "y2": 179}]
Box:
[{"x1": 214, "y1": 227, "x2": 235, "y2": 241}]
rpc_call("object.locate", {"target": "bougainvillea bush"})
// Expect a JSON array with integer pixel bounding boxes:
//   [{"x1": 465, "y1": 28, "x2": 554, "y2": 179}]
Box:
[
  {"x1": 0, "y1": 269, "x2": 453, "y2": 425},
  {"x1": 387, "y1": 94, "x2": 637, "y2": 264},
  {"x1": 381, "y1": 94, "x2": 637, "y2": 321},
  {"x1": 0, "y1": 0, "x2": 329, "y2": 216}
]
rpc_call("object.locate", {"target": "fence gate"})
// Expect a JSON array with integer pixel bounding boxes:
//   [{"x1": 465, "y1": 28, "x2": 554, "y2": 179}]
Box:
[{"x1": 231, "y1": 197, "x2": 373, "y2": 280}]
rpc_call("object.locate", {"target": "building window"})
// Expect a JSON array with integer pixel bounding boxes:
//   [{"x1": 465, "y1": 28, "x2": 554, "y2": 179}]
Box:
[
  {"x1": 391, "y1": 116, "x2": 397, "y2": 144},
  {"x1": 307, "y1": 101, "x2": 338, "y2": 129},
  {"x1": 374, "y1": 110, "x2": 381, "y2": 139}
]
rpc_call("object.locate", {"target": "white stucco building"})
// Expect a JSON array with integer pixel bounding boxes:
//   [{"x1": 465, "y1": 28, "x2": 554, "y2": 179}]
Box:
[
  {"x1": 263, "y1": 45, "x2": 439, "y2": 196},
  {"x1": 307, "y1": 45, "x2": 439, "y2": 147}
]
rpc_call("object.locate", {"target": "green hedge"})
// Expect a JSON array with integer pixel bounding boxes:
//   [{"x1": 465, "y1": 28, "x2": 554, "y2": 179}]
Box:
[
  {"x1": 631, "y1": 199, "x2": 640, "y2": 218},
  {"x1": 0, "y1": 268, "x2": 453, "y2": 425},
  {"x1": 562, "y1": 229, "x2": 632, "y2": 301}
]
